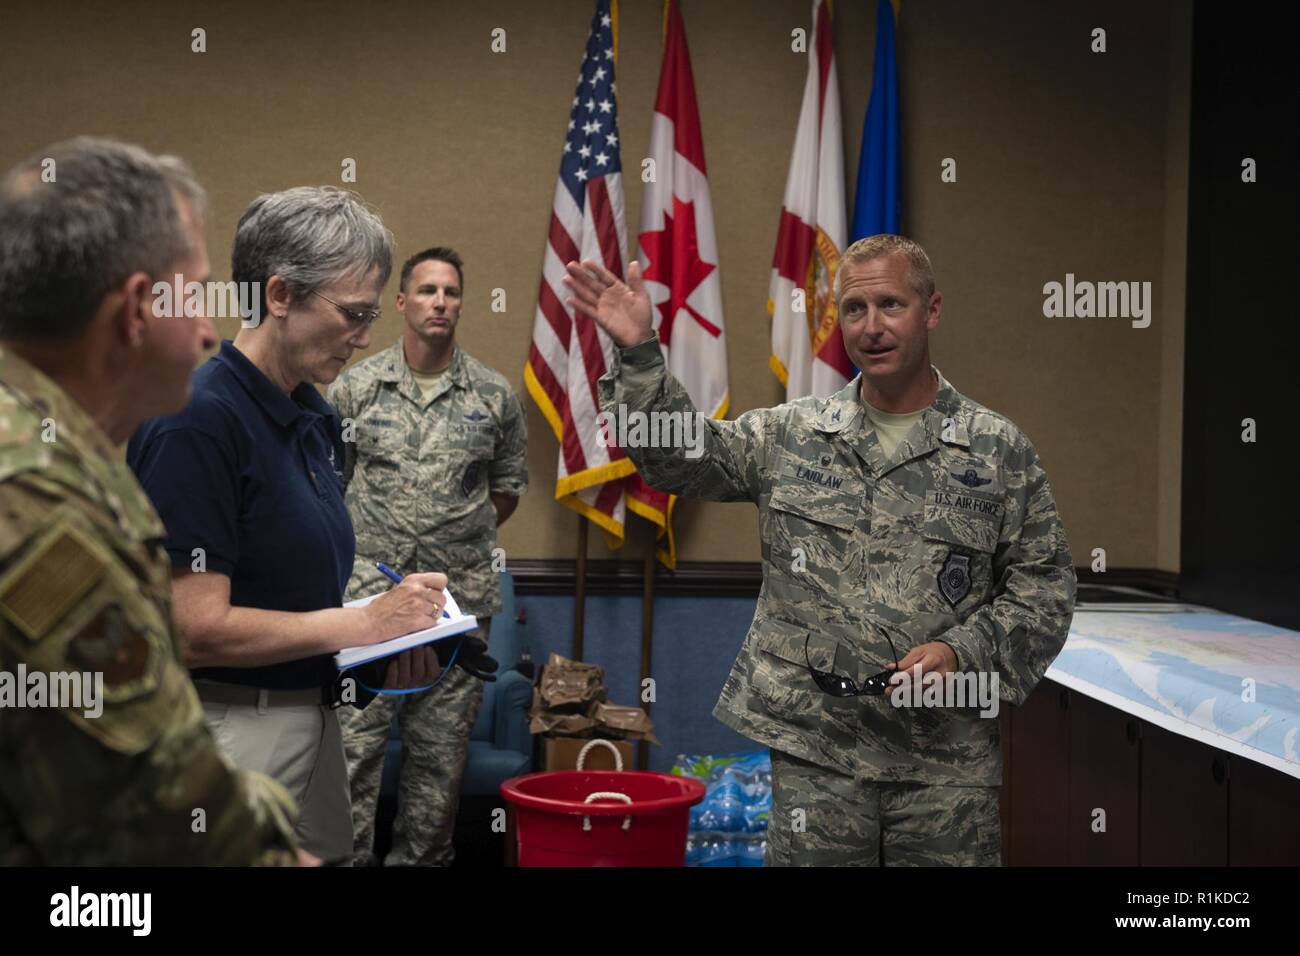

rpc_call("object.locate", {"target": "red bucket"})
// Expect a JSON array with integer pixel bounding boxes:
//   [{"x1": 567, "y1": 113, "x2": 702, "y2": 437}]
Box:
[{"x1": 502, "y1": 742, "x2": 705, "y2": 867}]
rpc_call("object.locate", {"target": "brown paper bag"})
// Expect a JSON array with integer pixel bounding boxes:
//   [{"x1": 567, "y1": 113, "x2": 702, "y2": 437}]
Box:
[
  {"x1": 537, "y1": 652, "x2": 606, "y2": 711},
  {"x1": 591, "y1": 702, "x2": 661, "y2": 745}
]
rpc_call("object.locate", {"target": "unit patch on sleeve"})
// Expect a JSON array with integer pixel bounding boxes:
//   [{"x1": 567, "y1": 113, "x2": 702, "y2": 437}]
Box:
[{"x1": 0, "y1": 524, "x2": 106, "y2": 641}]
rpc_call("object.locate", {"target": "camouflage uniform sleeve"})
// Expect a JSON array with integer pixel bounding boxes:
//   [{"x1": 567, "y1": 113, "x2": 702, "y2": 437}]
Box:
[
  {"x1": 936, "y1": 440, "x2": 1077, "y2": 704},
  {"x1": 327, "y1": 375, "x2": 357, "y2": 489},
  {"x1": 597, "y1": 332, "x2": 769, "y2": 503},
  {"x1": 0, "y1": 483, "x2": 300, "y2": 866},
  {"x1": 489, "y1": 387, "x2": 528, "y2": 498}
]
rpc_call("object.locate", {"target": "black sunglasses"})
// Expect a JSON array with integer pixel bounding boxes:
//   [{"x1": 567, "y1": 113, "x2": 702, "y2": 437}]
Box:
[{"x1": 803, "y1": 630, "x2": 900, "y2": 697}]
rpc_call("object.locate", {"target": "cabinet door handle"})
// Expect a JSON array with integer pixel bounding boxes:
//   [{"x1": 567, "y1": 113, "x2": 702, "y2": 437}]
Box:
[
  {"x1": 1125, "y1": 719, "x2": 1139, "y2": 745},
  {"x1": 1211, "y1": 756, "x2": 1226, "y2": 785},
  {"x1": 1058, "y1": 687, "x2": 1070, "y2": 712}
]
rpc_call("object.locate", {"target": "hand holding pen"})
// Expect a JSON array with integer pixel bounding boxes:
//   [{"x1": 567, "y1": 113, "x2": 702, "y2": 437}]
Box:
[
  {"x1": 377, "y1": 563, "x2": 452, "y2": 619},
  {"x1": 359, "y1": 565, "x2": 449, "y2": 643},
  {"x1": 377, "y1": 562, "x2": 499, "y2": 685}
]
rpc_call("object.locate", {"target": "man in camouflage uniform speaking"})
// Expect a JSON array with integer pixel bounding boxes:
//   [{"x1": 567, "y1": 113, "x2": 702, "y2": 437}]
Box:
[
  {"x1": 329, "y1": 247, "x2": 527, "y2": 865},
  {"x1": 565, "y1": 234, "x2": 1075, "y2": 866},
  {"x1": 0, "y1": 138, "x2": 301, "y2": 865}
]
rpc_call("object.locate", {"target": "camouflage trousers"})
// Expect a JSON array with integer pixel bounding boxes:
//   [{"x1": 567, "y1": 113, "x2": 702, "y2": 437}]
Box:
[
  {"x1": 340, "y1": 621, "x2": 490, "y2": 866},
  {"x1": 766, "y1": 749, "x2": 1002, "y2": 866}
]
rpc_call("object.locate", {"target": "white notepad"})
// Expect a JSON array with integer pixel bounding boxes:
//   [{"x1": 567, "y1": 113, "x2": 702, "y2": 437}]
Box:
[{"x1": 334, "y1": 589, "x2": 478, "y2": 670}]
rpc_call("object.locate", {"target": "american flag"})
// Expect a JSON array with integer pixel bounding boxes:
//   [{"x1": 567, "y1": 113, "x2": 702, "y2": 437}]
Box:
[{"x1": 525, "y1": 0, "x2": 635, "y2": 544}]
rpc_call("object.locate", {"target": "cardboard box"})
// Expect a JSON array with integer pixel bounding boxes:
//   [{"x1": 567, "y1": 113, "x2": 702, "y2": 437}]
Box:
[{"x1": 542, "y1": 736, "x2": 634, "y2": 772}]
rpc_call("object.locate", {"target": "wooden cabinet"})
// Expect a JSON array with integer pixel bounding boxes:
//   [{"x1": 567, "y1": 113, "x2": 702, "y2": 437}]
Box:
[
  {"x1": 1228, "y1": 756, "x2": 1300, "y2": 865},
  {"x1": 1139, "y1": 723, "x2": 1228, "y2": 865},
  {"x1": 1068, "y1": 691, "x2": 1141, "y2": 865},
  {"x1": 1002, "y1": 679, "x2": 1299, "y2": 866},
  {"x1": 1006, "y1": 681, "x2": 1069, "y2": 864}
]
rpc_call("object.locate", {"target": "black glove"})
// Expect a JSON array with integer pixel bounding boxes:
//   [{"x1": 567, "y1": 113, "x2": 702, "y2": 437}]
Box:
[{"x1": 435, "y1": 634, "x2": 499, "y2": 682}]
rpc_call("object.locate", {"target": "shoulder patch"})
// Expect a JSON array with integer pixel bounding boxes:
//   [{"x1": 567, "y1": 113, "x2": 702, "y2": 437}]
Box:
[
  {"x1": 67, "y1": 603, "x2": 151, "y2": 687},
  {"x1": 0, "y1": 523, "x2": 106, "y2": 641}
]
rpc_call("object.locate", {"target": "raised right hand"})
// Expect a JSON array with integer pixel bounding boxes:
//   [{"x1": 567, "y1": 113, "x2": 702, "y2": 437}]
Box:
[
  {"x1": 562, "y1": 258, "x2": 654, "y2": 348},
  {"x1": 360, "y1": 571, "x2": 448, "y2": 643}
]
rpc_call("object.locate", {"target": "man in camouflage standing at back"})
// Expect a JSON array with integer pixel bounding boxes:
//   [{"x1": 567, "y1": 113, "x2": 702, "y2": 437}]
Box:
[
  {"x1": 565, "y1": 234, "x2": 1076, "y2": 866},
  {"x1": 329, "y1": 247, "x2": 527, "y2": 866},
  {"x1": 0, "y1": 137, "x2": 302, "y2": 865}
]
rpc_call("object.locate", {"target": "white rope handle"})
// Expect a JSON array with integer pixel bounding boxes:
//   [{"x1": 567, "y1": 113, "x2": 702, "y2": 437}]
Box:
[
  {"x1": 576, "y1": 738, "x2": 624, "y2": 772},
  {"x1": 582, "y1": 791, "x2": 632, "y2": 831}
]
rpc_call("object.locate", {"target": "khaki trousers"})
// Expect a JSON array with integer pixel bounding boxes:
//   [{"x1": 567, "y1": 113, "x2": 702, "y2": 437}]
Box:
[{"x1": 198, "y1": 684, "x2": 353, "y2": 861}]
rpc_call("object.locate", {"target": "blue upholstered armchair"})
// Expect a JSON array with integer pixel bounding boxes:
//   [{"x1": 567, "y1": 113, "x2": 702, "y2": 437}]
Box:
[
  {"x1": 460, "y1": 570, "x2": 534, "y2": 794},
  {"x1": 379, "y1": 570, "x2": 534, "y2": 804}
]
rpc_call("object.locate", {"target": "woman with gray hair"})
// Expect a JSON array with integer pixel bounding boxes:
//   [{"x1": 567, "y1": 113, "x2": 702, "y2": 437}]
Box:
[{"x1": 128, "y1": 186, "x2": 446, "y2": 861}]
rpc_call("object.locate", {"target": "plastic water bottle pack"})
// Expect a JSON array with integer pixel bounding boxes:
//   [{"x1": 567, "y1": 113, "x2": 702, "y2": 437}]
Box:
[{"x1": 670, "y1": 752, "x2": 771, "y2": 867}]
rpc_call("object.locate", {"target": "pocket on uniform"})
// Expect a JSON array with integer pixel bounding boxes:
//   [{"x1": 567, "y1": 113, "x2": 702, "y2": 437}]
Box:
[
  {"x1": 751, "y1": 621, "x2": 882, "y2": 721},
  {"x1": 748, "y1": 617, "x2": 912, "y2": 767},
  {"x1": 356, "y1": 425, "x2": 404, "y2": 462},
  {"x1": 767, "y1": 478, "x2": 863, "y2": 579},
  {"x1": 757, "y1": 625, "x2": 839, "y2": 673},
  {"x1": 445, "y1": 424, "x2": 494, "y2": 460},
  {"x1": 751, "y1": 623, "x2": 832, "y2": 713},
  {"x1": 355, "y1": 431, "x2": 403, "y2": 495},
  {"x1": 769, "y1": 483, "x2": 860, "y2": 533},
  {"x1": 921, "y1": 509, "x2": 998, "y2": 554}
]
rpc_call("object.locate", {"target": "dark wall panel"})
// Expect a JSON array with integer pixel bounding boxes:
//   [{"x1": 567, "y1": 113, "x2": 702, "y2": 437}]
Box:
[{"x1": 1181, "y1": 1, "x2": 1300, "y2": 628}]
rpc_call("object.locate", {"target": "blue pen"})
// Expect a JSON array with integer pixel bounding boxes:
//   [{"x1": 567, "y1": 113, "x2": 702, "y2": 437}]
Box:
[{"x1": 376, "y1": 562, "x2": 450, "y2": 618}]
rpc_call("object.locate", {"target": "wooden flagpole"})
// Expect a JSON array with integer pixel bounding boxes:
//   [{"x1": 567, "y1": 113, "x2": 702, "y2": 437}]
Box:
[
  {"x1": 638, "y1": 527, "x2": 655, "y2": 770},
  {"x1": 572, "y1": 516, "x2": 588, "y2": 660}
]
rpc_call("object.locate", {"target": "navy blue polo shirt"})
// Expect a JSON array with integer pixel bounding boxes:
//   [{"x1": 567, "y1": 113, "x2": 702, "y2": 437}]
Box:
[{"x1": 128, "y1": 340, "x2": 354, "y2": 689}]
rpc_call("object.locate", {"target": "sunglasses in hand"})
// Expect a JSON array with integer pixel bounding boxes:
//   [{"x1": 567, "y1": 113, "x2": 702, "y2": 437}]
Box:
[{"x1": 803, "y1": 631, "x2": 900, "y2": 697}]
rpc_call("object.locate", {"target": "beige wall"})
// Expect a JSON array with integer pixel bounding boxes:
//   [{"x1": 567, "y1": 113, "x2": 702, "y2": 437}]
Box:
[{"x1": 0, "y1": 0, "x2": 1189, "y2": 570}]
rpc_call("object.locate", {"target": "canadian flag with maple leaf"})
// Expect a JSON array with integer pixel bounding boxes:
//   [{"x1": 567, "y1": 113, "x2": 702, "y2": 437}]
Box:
[{"x1": 630, "y1": 0, "x2": 729, "y2": 569}]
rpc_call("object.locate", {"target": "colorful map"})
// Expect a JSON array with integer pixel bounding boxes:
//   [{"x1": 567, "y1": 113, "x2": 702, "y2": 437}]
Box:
[{"x1": 1048, "y1": 605, "x2": 1300, "y2": 780}]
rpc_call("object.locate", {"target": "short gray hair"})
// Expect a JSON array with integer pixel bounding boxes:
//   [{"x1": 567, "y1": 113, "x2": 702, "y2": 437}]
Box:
[
  {"x1": 834, "y1": 234, "x2": 936, "y2": 303},
  {"x1": 231, "y1": 186, "x2": 393, "y2": 314},
  {"x1": 0, "y1": 137, "x2": 205, "y2": 341}
]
